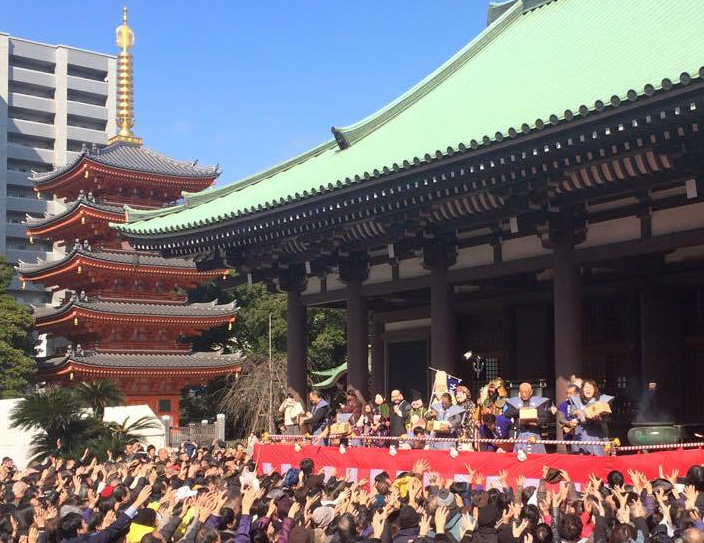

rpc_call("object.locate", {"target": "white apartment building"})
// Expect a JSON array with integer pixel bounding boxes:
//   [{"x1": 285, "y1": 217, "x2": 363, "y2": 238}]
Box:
[{"x1": 0, "y1": 33, "x2": 115, "y2": 304}]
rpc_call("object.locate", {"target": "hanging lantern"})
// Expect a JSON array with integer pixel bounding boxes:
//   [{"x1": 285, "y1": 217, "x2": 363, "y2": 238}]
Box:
[
  {"x1": 69, "y1": 372, "x2": 74, "y2": 381},
  {"x1": 77, "y1": 265, "x2": 82, "y2": 274},
  {"x1": 74, "y1": 317, "x2": 79, "y2": 326},
  {"x1": 29, "y1": 236, "x2": 34, "y2": 244},
  {"x1": 81, "y1": 216, "x2": 86, "y2": 224}
]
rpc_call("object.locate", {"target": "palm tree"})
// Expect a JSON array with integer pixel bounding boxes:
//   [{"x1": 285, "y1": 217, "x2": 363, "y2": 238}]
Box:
[
  {"x1": 74, "y1": 380, "x2": 125, "y2": 419},
  {"x1": 10, "y1": 386, "x2": 100, "y2": 460}
]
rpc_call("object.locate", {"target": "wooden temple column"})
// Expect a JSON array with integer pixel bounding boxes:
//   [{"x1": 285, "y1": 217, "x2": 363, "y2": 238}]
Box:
[
  {"x1": 340, "y1": 254, "x2": 370, "y2": 398},
  {"x1": 280, "y1": 267, "x2": 308, "y2": 401},
  {"x1": 424, "y1": 236, "x2": 457, "y2": 374},
  {"x1": 370, "y1": 318, "x2": 385, "y2": 396},
  {"x1": 550, "y1": 215, "x2": 584, "y2": 407}
]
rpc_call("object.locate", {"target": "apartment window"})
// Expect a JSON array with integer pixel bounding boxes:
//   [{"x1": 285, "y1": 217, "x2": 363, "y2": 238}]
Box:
[
  {"x1": 67, "y1": 114, "x2": 107, "y2": 131},
  {"x1": 8, "y1": 133, "x2": 54, "y2": 150},
  {"x1": 67, "y1": 64, "x2": 108, "y2": 82},
  {"x1": 9, "y1": 55, "x2": 55, "y2": 74},
  {"x1": 9, "y1": 80, "x2": 55, "y2": 99},
  {"x1": 9, "y1": 106, "x2": 54, "y2": 125}
]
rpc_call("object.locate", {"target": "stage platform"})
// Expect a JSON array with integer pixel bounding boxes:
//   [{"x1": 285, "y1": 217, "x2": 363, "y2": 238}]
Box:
[{"x1": 254, "y1": 443, "x2": 704, "y2": 486}]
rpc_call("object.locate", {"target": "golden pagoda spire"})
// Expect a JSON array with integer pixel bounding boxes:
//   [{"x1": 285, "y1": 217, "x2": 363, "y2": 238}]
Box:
[{"x1": 109, "y1": 6, "x2": 142, "y2": 145}]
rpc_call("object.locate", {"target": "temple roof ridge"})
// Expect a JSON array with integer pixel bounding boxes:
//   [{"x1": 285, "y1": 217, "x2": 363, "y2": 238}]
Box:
[
  {"x1": 25, "y1": 196, "x2": 124, "y2": 229},
  {"x1": 33, "y1": 296, "x2": 238, "y2": 320},
  {"x1": 116, "y1": 0, "x2": 704, "y2": 239},
  {"x1": 32, "y1": 140, "x2": 220, "y2": 185},
  {"x1": 16, "y1": 245, "x2": 198, "y2": 275},
  {"x1": 40, "y1": 349, "x2": 243, "y2": 370}
]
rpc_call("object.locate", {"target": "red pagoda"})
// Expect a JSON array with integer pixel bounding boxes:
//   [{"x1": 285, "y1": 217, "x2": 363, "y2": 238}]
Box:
[{"x1": 18, "y1": 8, "x2": 241, "y2": 425}]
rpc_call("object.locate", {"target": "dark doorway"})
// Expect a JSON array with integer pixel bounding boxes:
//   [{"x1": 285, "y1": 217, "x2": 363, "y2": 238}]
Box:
[{"x1": 388, "y1": 340, "x2": 428, "y2": 400}]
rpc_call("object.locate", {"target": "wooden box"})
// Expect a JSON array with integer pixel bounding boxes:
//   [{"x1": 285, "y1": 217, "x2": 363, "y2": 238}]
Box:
[
  {"x1": 427, "y1": 421, "x2": 451, "y2": 432},
  {"x1": 585, "y1": 401, "x2": 611, "y2": 419},
  {"x1": 330, "y1": 422, "x2": 351, "y2": 435},
  {"x1": 519, "y1": 407, "x2": 538, "y2": 422}
]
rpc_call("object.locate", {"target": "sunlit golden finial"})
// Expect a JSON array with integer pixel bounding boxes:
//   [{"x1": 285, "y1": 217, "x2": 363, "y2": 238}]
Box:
[{"x1": 109, "y1": 5, "x2": 142, "y2": 145}]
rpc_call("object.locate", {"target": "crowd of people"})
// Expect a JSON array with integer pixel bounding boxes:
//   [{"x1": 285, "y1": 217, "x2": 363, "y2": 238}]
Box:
[
  {"x1": 2, "y1": 439, "x2": 704, "y2": 543},
  {"x1": 278, "y1": 376, "x2": 614, "y2": 455}
]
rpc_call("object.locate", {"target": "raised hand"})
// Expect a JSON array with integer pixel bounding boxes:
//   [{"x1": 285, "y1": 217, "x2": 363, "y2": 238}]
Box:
[
  {"x1": 241, "y1": 487, "x2": 258, "y2": 515},
  {"x1": 372, "y1": 509, "x2": 388, "y2": 539},
  {"x1": 512, "y1": 519, "x2": 529, "y2": 539},
  {"x1": 288, "y1": 500, "x2": 301, "y2": 519},
  {"x1": 133, "y1": 485, "x2": 154, "y2": 509},
  {"x1": 435, "y1": 506, "x2": 449, "y2": 534},
  {"x1": 499, "y1": 470, "x2": 509, "y2": 489},
  {"x1": 459, "y1": 512, "x2": 476, "y2": 538}
]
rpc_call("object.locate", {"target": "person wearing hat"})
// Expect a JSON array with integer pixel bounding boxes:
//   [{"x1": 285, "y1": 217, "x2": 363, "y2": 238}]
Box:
[
  {"x1": 311, "y1": 506, "x2": 335, "y2": 543},
  {"x1": 405, "y1": 390, "x2": 430, "y2": 433},
  {"x1": 393, "y1": 505, "x2": 421, "y2": 543}
]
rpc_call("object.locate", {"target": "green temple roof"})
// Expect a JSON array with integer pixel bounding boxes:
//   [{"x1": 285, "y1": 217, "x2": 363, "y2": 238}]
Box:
[{"x1": 117, "y1": 0, "x2": 704, "y2": 238}]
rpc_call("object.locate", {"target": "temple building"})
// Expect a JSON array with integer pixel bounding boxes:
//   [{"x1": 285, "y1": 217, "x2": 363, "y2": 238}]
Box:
[
  {"x1": 117, "y1": 0, "x2": 704, "y2": 434},
  {"x1": 18, "y1": 8, "x2": 241, "y2": 424}
]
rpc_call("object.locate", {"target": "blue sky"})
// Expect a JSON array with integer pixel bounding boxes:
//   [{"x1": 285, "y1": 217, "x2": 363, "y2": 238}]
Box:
[{"x1": 4, "y1": 1, "x2": 488, "y2": 187}]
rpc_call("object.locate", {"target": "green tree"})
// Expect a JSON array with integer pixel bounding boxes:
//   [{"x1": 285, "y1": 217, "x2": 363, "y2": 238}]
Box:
[
  {"x1": 182, "y1": 281, "x2": 347, "y2": 435},
  {"x1": 0, "y1": 257, "x2": 36, "y2": 397},
  {"x1": 74, "y1": 380, "x2": 126, "y2": 419}
]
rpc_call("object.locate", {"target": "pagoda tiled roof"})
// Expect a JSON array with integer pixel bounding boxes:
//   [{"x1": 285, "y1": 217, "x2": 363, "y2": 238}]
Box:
[
  {"x1": 32, "y1": 141, "x2": 219, "y2": 185},
  {"x1": 25, "y1": 193, "x2": 124, "y2": 230},
  {"x1": 16, "y1": 245, "x2": 198, "y2": 276},
  {"x1": 32, "y1": 298, "x2": 237, "y2": 320},
  {"x1": 40, "y1": 350, "x2": 243, "y2": 371},
  {"x1": 116, "y1": 0, "x2": 704, "y2": 239}
]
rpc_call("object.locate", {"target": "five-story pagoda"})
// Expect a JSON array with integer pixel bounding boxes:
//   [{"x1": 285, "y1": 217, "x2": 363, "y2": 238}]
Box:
[{"x1": 18, "y1": 8, "x2": 241, "y2": 425}]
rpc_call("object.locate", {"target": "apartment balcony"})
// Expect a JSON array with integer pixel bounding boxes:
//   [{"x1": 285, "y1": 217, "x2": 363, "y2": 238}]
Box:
[
  {"x1": 9, "y1": 66, "x2": 55, "y2": 89},
  {"x1": 7, "y1": 143, "x2": 54, "y2": 164},
  {"x1": 67, "y1": 125, "x2": 107, "y2": 145},
  {"x1": 7, "y1": 118, "x2": 55, "y2": 139},
  {"x1": 67, "y1": 75, "x2": 108, "y2": 96},
  {"x1": 6, "y1": 196, "x2": 50, "y2": 214},
  {"x1": 67, "y1": 101, "x2": 107, "y2": 121},
  {"x1": 8, "y1": 92, "x2": 55, "y2": 114}
]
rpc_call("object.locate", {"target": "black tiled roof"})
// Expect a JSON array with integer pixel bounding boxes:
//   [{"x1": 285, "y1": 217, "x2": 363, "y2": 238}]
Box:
[
  {"x1": 17, "y1": 247, "x2": 198, "y2": 275},
  {"x1": 32, "y1": 141, "x2": 219, "y2": 183},
  {"x1": 25, "y1": 198, "x2": 123, "y2": 229},
  {"x1": 40, "y1": 351, "x2": 243, "y2": 370},
  {"x1": 33, "y1": 298, "x2": 237, "y2": 320}
]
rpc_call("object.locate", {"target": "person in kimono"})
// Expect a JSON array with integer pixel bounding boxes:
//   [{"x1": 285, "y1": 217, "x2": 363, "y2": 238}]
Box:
[
  {"x1": 572, "y1": 379, "x2": 614, "y2": 456},
  {"x1": 556, "y1": 383, "x2": 581, "y2": 452},
  {"x1": 428, "y1": 392, "x2": 464, "y2": 450},
  {"x1": 478, "y1": 412, "x2": 513, "y2": 452},
  {"x1": 454, "y1": 385, "x2": 477, "y2": 444},
  {"x1": 405, "y1": 390, "x2": 429, "y2": 432},
  {"x1": 504, "y1": 382, "x2": 551, "y2": 453},
  {"x1": 302, "y1": 389, "x2": 330, "y2": 442}
]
